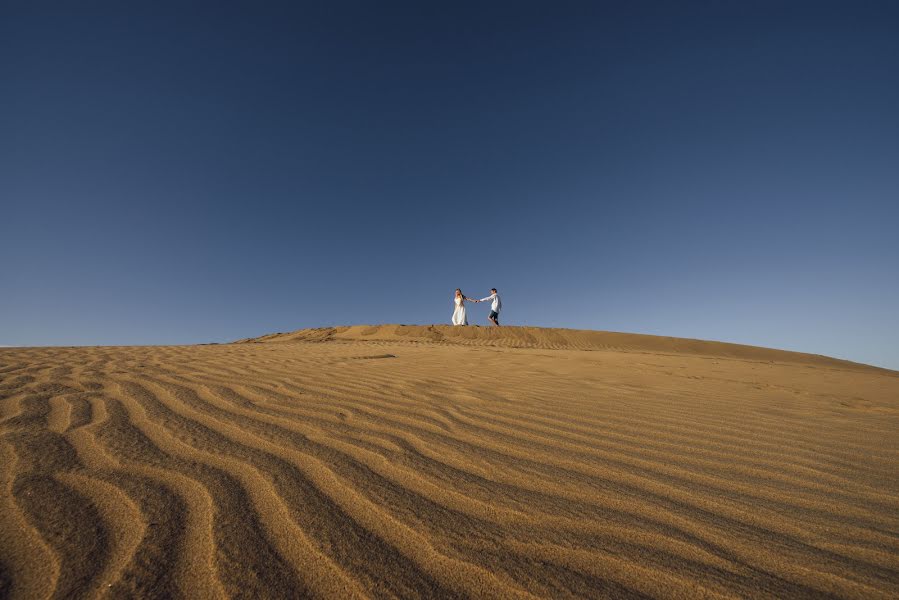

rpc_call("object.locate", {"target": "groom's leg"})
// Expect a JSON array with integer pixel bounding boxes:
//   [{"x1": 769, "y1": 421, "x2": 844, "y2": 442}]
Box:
[{"x1": 488, "y1": 311, "x2": 500, "y2": 326}]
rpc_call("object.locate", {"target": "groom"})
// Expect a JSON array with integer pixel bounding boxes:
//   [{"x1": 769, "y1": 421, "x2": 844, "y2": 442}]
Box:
[{"x1": 476, "y1": 288, "x2": 502, "y2": 326}]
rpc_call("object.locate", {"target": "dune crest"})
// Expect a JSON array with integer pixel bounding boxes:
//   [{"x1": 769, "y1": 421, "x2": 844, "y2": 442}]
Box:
[
  {"x1": 237, "y1": 324, "x2": 890, "y2": 373},
  {"x1": 1, "y1": 329, "x2": 898, "y2": 598}
]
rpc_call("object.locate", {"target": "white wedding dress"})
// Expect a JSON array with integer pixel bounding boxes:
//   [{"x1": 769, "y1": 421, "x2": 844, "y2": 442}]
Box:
[{"x1": 451, "y1": 296, "x2": 468, "y2": 326}]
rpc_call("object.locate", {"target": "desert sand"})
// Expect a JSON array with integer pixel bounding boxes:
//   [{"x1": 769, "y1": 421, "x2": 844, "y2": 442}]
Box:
[{"x1": 1, "y1": 325, "x2": 897, "y2": 599}]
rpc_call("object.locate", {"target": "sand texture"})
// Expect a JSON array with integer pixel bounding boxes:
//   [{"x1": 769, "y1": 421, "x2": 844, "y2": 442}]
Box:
[{"x1": 1, "y1": 325, "x2": 898, "y2": 599}]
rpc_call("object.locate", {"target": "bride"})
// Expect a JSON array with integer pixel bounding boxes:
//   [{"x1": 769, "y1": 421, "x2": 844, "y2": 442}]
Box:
[{"x1": 451, "y1": 288, "x2": 474, "y2": 326}]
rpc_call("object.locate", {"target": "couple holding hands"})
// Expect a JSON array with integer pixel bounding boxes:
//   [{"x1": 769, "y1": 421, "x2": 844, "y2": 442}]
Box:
[{"x1": 452, "y1": 288, "x2": 502, "y2": 327}]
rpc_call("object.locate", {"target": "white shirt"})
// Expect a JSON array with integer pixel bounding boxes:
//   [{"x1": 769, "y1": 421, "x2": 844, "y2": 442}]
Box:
[{"x1": 479, "y1": 293, "x2": 501, "y2": 312}]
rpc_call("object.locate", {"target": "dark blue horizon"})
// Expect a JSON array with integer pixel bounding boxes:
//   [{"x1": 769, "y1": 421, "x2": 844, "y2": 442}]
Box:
[{"x1": 2, "y1": 1, "x2": 898, "y2": 369}]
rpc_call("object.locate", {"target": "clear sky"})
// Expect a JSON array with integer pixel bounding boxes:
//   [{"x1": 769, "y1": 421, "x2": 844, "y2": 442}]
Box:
[{"x1": 2, "y1": 1, "x2": 897, "y2": 369}]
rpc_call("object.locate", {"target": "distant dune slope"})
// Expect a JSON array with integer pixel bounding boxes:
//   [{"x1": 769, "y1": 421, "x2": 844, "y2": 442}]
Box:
[
  {"x1": 237, "y1": 324, "x2": 889, "y2": 373},
  {"x1": 1, "y1": 329, "x2": 898, "y2": 598}
]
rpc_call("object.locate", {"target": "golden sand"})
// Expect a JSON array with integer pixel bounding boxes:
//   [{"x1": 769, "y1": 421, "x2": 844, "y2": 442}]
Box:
[{"x1": 1, "y1": 325, "x2": 897, "y2": 598}]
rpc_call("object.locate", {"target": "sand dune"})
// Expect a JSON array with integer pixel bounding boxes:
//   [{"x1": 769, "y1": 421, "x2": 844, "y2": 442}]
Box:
[
  {"x1": 238, "y1": 325, "x2": 890, "y2": 373},
  {"x1": 1, "y1": 327, "x2": 897, "y2": 599}
]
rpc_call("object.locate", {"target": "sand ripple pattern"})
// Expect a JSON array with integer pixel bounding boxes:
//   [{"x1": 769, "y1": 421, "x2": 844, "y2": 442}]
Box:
[{"x1": 1, "y1": 330, "x2": 898, "y2": 599}]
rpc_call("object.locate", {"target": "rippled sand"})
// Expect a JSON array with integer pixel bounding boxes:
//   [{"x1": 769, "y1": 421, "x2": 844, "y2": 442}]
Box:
[{"x1": 1, "y1": 326, "x2": 897, "y2": 599}]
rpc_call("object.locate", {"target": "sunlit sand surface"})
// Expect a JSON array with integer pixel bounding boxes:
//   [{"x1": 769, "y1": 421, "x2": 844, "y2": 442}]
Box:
[{"x1": 1, "y1": 325, "x2": 897, "y2": 598}]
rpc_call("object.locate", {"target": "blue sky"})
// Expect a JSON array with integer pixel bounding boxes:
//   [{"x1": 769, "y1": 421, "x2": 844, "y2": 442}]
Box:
[{"x1": 2, "y1": 1, "x2": 897, "y2": 369}]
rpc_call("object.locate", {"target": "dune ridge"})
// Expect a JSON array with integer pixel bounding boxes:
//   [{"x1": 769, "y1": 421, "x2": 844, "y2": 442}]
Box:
[
  {"x1": 1, "y1": 327, "x2": 898, "y2": 598},
  {"x1": 237, "y1": 324, "x2": 891, "y2": 373}
]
